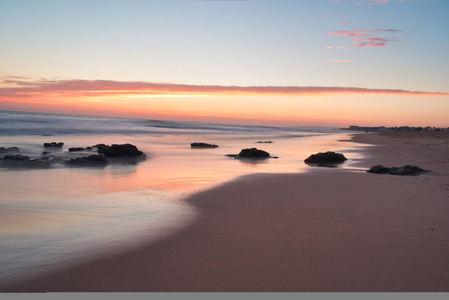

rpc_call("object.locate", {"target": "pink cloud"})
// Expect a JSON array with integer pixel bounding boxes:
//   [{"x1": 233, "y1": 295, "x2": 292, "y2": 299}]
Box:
[
  {"x1": 355, "y1": 37, "x2": 395, "y2": 47},
  {"x1": 369, "y1": 0, "x2": 389, "y2": 4},
  {"x1": 329, "y1": 29, "x2": 400, "y2": 48},
  {"x1": 325, "y1": 46, "x2": 349, "y2": 50},
  {"x1": 353, "y1": 0, "x2": 406, "y2": 5},
  {"x1": 330, "y1": 30, "x2": 372, "y2": 37},
  {"x1": 329, "y1": 29, "x2": 400, "y2": 37},
  {"x1": 1, "y1": 77, "x2": 447, "y2": 98}
]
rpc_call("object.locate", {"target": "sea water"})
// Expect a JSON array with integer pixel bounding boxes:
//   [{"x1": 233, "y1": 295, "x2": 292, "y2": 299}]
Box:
[{"x1": 0, "y1": 110, "x2": 363, "y2": 282}]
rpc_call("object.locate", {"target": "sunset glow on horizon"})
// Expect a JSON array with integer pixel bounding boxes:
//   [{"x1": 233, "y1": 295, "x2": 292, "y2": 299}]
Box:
[{"x1": 1, "y1": 0, "x2": 448, "y2": 127}]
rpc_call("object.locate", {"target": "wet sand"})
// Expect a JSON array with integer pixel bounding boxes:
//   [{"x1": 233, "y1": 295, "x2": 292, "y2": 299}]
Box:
[{"x1": 3, "y1": 132, "x2": 449, "y2": 292}]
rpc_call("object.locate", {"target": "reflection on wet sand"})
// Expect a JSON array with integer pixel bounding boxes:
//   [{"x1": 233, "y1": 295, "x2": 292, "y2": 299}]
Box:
[{"x1": 0, "y1": 131, "x2": 363, "y2": 281}]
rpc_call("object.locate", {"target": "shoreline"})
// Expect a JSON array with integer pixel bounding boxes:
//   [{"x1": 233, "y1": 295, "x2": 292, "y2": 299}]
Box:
[{"x1": 3, "y1": 132, "x2": 449, "y2": 292}]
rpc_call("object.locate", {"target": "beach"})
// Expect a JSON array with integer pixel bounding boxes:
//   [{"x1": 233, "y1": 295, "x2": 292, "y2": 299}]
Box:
[{"x1": 2, "y1": 131, "x2": 449, "y2": 292}]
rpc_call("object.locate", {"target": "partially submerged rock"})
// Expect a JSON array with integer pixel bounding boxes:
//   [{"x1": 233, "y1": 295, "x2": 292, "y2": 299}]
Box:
[
  {"x1": 64, "y1": 154, "x2": 109, "y2": 167},
  {"x1": 227, "y1": 148, "x2": 272, "y2": 159},
  {"x1": 239, "y1": 148, "x2": 270, "y2": 158},
  {"x1": 44, "y1": 142, "x2": 64, "y2": 148},
  {"x1": 0, "y1": 154, "x2": 52, "y2": 168},
  {"x1": 95, "y1": 143, "x2": 145, "y2": 158},
  {"x1": 367, "y1": 164, "x2": 430, "y2": 176},
  {"x1": 191, "y1": 142, "x2": 219, "y2": 149},
  {"x1": 68, "y1": 147, "x2": 86, "y2": 152},
  {"x1": 1, "y1": 142, "x2": 145, "y2": 169},
  {"x1": 304, "y1": 151, "x2": 347, "y2": 166},
  {"x1": 0, "y1": 147, "x2": 20, "y2": 153}
]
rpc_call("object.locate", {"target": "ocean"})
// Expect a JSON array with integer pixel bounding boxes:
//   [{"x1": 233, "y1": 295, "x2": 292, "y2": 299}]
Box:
[{"x1": 0, "y1": 110, "x2": 363, "y2": 283}]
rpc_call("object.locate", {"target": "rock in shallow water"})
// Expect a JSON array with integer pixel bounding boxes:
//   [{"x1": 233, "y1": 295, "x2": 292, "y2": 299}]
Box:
[
  {"x1": 304, "y1": 151, "x2": 347, "y2": 166},
  {"x1": 0, "y1": 147, "x2": 20, "y2": 153},
  {"x1": 239, "y1": 148, "x2": 270, "y2": 158},
  {"x1": 226, "y1": 148, "x2": 272, "y2": 159},
  {"x1": 95, "y1": 143, "x2": 145, "y2": 158},
  {"x1": 64, "y1": 154, "x2": 109, "y2": 167},
  {"x1": 0, "y1": 154, "x2": 52, "y2": 168},
  {"x1": 68, "y1": 147, "x2": 86, "y2": 152},
  {"x1": 190, "y1": 142, "x2": 219, "y2": 149},
  {"x1": 44, "y1": 142, "x2": 64, "y2": 148}
]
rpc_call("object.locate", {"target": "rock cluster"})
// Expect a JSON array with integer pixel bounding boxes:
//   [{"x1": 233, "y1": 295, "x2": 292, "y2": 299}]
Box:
[
  {"x1": 367, "y1": 165, "x2": 430, "y2": 176},
  {"x1": 1, "y1": 143, "x2": 146, "y2": 169},
  {"x1": 0, "y1": 155, "x2": 53, "y2": 168},
  {"x1": 0, "y1": 147, "x2": 20, "y2": 153},
  {"x1": 44, "y1": 142, "x2": 64, "y2": 148},
  {"x1": 64, "y1": 154, "x2": 109, "y2": 167},
  {"x1": 68, "y1": 147, "x2": 86, "y2": 152}
]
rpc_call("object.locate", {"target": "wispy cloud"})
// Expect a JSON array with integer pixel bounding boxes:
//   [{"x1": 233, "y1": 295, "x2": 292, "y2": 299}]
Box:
[
  {"x1": 329, "y1": 29, "x2": 401, "y2": 37},
  {"x1": 354, "y1": 0, "x2": 406, "y2": 5},
  {"x1": 1, "y1": 77, "x2": 447, "y2": 98},
  {"x1": 324, "y1": 46, "x2": 349, "y2": 50},
  {"x1": 329, "y1": 29, "x2": 401, "y2": 48},
  {"x1": 355, "y1": 37, "x2": 392, "y2": 47},
  {"x1": 368, "y1": 0, "x2": 389, "y2": 4}
]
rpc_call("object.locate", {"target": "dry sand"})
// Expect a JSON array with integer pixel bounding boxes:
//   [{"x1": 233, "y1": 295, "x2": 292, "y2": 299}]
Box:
[{"x1": 3, "y1": 132, "x2": 449, "y2": 292}]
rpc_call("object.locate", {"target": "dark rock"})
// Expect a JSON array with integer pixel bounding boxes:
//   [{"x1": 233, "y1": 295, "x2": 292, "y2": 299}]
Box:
[
  {"x1": 64, "y1": 154, "x2": 109, "y2": 167},
  {"x1": 44, "y1": 142, "x2": 64, "y2": 148},
  {"x1": 389, "y1": 165, "x2": 430, "y2": 176},
  {"x1": 238, "y1": 148, "x2": 270, "y2": 158},
  {"x1": 191, "y1": 142, "x2": 219, "y2": 149},
  {"x1": 68, "y1": 147, "x2": 86, "y2": 152},
  {"x1": 367, "y1": 165, "x2": 391, "y2": 174},
  {"x1": 304, "y1": 151, "x2": 347, "y2": 166},
  {"x1": 0, "y1": 147, "x2": 20, "y2": 153},
  {"x1": 367, "y1": 165, "x2": 430, "y2": 176},
  {"x1": 96, "y1": 143, "x2": 145, "y2": 158},
  {"x1": 226, "y1": 148, "x2": 272, "y2": 159},
  {"x1": 0, "y1": 154, "x2": 51, "y2": 168},
  {"x1": 1, "y1": 154, "x2": 29, "y2": 166},
  {"x1": 94, "y1": 144, "x2": 107, "y2": 150},
  {"x1": 256, "y1": 141, "x2": 273, "y2": 144}
]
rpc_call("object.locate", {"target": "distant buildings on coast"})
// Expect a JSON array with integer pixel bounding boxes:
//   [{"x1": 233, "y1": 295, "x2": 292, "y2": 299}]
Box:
[{"x1": 342, "y1": 125, "x2": 449, "y2": 133}]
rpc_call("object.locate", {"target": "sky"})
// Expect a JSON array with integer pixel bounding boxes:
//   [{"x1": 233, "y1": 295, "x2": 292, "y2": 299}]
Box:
[{"x1": 1, "y1": 0, "x2": 448, "y2": 127}]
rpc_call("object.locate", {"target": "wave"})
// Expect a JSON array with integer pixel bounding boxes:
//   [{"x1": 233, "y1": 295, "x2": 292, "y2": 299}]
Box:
[{"x1": 0, "y1": 110, "x2": 338, "y2": 136}]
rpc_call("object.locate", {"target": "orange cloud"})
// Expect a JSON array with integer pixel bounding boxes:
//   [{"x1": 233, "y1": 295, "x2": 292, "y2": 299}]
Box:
[{"x1": 1, "y1": 77, "x2": 447, "y2": 99}]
